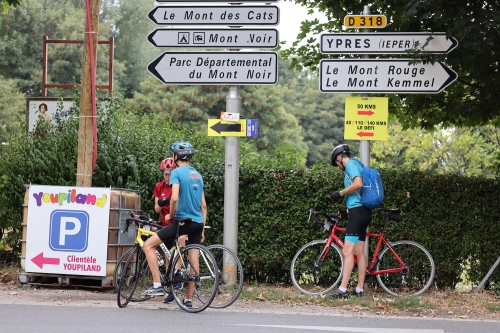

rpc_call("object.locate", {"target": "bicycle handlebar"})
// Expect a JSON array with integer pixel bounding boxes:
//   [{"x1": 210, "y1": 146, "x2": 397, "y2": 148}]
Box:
[
  {"x1": 122, "y1": 215, "x2": 163, "y2": 233},
  {"x1": 308, "y1": 207, "x2": 403, "y2": 228}
]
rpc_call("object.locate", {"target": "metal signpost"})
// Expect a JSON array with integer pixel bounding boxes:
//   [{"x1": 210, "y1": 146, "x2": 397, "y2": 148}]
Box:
[
  {"x1": 321, "y1": 32, "x2": 458, "y2": 54},
  {"x1": 320, "y1": 59, "x2": 457, "y2": 94},
  {"x1": 322, "y1": 5, "x2": 458, "y2": 284},
  {"x1": 147, "y1": 0, "x2": 279, "y2": 284}
]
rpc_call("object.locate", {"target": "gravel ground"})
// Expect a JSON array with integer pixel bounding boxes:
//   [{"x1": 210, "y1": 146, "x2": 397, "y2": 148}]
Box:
[{"x1": 2, "y1": 281, "x2": 500, "y2": 322}]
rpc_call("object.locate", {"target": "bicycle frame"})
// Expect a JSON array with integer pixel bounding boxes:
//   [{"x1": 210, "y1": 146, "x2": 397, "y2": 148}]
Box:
[{"x1": 325, "y1": 224, "x2": 408, "y2": 277}]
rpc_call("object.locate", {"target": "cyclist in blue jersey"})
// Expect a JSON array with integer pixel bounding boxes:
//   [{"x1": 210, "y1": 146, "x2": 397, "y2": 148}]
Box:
[
  {"x1": 143, "y1": 141, "x2": 207, "y2": 309},
  {"x1": 329, "y1": 144, "x2": 372, "y2": 299}
]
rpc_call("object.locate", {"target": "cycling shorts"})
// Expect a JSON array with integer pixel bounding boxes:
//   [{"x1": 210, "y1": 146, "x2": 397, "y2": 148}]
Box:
[
  {"x1": 345, "y1": 206, "x2": 372, "y2": 243},
  {"x1": 156, "y1": 220, "x2": 203, "y2": 249}
]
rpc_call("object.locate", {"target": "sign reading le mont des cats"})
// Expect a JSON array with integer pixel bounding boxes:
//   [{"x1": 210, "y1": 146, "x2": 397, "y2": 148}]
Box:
[{"x1": 149, "y1": 6, "x2": 279, "y2": 26}]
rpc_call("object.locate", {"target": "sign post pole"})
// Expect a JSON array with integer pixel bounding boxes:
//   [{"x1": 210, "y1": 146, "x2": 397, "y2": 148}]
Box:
[
  {"x1": 361, "y1": 4, "x2": 371, "y2": 288},
  {"x1": 224, "y1": 86, "x2": 240, "y2": 284}
]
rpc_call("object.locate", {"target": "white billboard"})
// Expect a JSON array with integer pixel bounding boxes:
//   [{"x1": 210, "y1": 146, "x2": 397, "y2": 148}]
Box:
[{"x1": 25, "y1": 185, "x2": 111, "y2": 277}]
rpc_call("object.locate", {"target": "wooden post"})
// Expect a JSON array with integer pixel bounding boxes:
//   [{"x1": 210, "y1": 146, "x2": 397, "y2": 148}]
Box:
[{"x1": 76, "y1": 0, "x2": 100, "y2": 187}]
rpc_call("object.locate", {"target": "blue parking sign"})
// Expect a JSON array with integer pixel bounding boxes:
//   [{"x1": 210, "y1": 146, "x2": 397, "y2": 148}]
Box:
[{"x1": 49, "y1": 210, "x2": 89, "y2": 252}]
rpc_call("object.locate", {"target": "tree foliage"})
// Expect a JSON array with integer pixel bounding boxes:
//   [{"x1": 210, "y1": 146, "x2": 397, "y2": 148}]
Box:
[
  {"x1": 371, "y1": 123, "x2": 499, "y2": 178},
  {"x1": 282, "y1": 0, "x2": 500, "y2": 129},
  {"x1": 0, "y1": 0, "x2": 119, "y2": 96},
  {"x1": 0, "y1": 0, "x2": 24, "y2": 12},
  {"x1": 0, "y1": 76, "x2": 24, "y2": 151}
]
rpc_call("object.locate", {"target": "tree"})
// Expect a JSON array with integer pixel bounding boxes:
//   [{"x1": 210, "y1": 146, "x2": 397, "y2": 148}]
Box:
[
  {"x1": 0, "y1": 0, "x2": 118, "y2": 96},
  {"x1": 370, "y1": 122, "x2": 499, "y2": 178},
  {"x1": 282, "y1": 0, "x2": 500, "y2": 129},
  {"x1": 0, "y1": 76, "x2": 24, "y2": 152},
  {"x1": 0, "y1": 0, "x2": 24, "y2": 11},
  {"x1": 107, "y1": 0, "x2": 158, "y2": 97}
]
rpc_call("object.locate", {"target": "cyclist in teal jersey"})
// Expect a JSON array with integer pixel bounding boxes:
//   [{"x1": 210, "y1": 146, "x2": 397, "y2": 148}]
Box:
[
  {"x1": 143, "y1": 142, "x2": 207, "y2": 309},
  {"x1": 329, "y1": 144, "x2": 372, "y2": 299}
]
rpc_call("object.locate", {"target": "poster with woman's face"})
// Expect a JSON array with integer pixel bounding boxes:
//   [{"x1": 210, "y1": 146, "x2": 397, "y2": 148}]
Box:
[{"x1": 27, "y1": 99, "x2": 74, "y2": 132}]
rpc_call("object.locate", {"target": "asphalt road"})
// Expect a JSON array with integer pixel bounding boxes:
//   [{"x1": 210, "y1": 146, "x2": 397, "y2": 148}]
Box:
[{"x1": 1, "y1": 303, "x2": 499, "y2": 333}]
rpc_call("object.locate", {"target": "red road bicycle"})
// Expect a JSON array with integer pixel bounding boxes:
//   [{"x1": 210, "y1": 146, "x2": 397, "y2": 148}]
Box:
[{"x1": 290, "y1": 207, "x2": 435, "y2": 297}]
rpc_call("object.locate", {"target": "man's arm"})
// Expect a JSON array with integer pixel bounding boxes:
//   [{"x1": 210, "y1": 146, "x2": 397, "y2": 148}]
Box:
[
  {"x1": 169, "y1": 183, "x2": 180, "y2": 220},
  {"x1": 154, "y1": 197, "x2": 161, "y2": 214}
]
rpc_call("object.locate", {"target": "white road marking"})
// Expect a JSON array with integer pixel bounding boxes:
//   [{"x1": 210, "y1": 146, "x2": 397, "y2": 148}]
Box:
[{"x1": 230, "y1": 325, "x2": 448, "y2": 333}]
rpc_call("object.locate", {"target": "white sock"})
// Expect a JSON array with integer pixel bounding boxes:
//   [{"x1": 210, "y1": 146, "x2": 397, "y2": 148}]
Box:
[
  {"x1": 356, "y1": 287, "x2": 363, "y2": 293},
  {"x1": 338, "y1": 286, "x2": 347, "y2": 292},
  {"x1": 153, "y1": 282, "x2": 161, "y2": 288},
  {"x1": 184, "y1": 298, "x2": 192, "y2": 302}
]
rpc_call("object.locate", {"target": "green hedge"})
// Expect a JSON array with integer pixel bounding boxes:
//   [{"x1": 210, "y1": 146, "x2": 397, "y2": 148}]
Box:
[
  {"x1": 1, "y1": 96, "x2": 499, "y2": 290},
  {"x1": 203, "y1": 165, "x2": 500, "y2": 289}
]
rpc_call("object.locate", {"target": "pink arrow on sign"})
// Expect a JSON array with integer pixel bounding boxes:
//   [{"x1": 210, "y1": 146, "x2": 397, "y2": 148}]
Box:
[
  {"x1": 357, "y1": 131, "x2": 374, "y2": 137},
  {"x1": 31, "y1": 252, "x2": 60, "y2": 269}
]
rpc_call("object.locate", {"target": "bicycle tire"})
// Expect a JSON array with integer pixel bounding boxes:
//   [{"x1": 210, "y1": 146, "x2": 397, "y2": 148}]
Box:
[
  {"x1": 290, "y1": 239, "x2": 343, "y2": 296},
  {"x1": 114, "y1": 245, "x2": 170, "y2": 300},
  {"x1": 376, "y1": 240, "x2": 435, "y2": 297},
  {"x1": 170, "y1": 244, "x2": 219, "y2": 313},
  {"x1": 207, "y1": 244, "x2": 244, "y2": 309},
  {"x1": 113, "y1": 247, "x2": 135, "y2": 291},
  {"x1": 117, "y1": 245, "x2": 145, "y2": 308}
]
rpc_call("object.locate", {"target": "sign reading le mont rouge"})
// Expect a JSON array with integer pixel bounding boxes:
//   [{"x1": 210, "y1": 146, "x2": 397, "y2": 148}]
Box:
[
  {"x1": 148, "y1": 52, "x2": 278, "y2": 85},
  {"x1": 320, "y1": 59, "x2": 457, "y2": 94}
]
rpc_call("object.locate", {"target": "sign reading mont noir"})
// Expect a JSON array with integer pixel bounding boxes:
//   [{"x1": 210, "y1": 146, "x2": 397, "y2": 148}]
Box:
[
  {"x1": 321, "y1": 32, "x2": 458, "y2": 54},
  {"x1": 148, "y1": 52, "x2": 278, "y2": 85},
  {"x1": 148, "y1": 28, "x2": 279, "y2": 48},
  {"x1": 320, "y1": 59, "x2": 457, "y2": 94},
  {"x1": 148, "y1": 6, "x2": 279, "y2": 26}
]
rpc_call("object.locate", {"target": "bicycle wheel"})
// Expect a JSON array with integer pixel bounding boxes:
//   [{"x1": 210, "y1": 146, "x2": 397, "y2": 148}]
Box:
[
  {"x1": 113, "y1": 247, "x2": 135, "y2": 291},
  {"x1": 207, "y1": 244, "x2": 244, "y2": 309},
  {"x1": 117, "y1": 245, "x2": 146, "y2": 308},
  {"x1": 290, "y1": 239, "x2": 343, "y2": 296},
  {"x1": 376, "y1": 240, "x2": 435, "y2": 297},
  {"x1": 170, "y1": 244, "x2": 219, "y2": 313}
]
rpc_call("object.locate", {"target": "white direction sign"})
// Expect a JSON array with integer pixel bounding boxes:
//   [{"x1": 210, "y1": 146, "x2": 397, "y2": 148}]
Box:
[
  {"x1": 148, "y1": 6, "x2": 279, "y2": 26},
  {"x1": 148, "y1": 28, "x2": 279, "y2": 48},
  {"x1": 320, "y1": 59, "x2": 457, "y2": 94},
  {"x1": 148, "y1": 52, "x2": 278, "y2": 85},
  {"x1": 321, "y1": 32, "x2": 458, "y2": 54}
]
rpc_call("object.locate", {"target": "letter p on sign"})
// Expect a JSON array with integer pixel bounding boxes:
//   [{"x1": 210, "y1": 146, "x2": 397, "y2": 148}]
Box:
[{"x1": 49, "y1": 210, "x2": 89, "y2": 252}]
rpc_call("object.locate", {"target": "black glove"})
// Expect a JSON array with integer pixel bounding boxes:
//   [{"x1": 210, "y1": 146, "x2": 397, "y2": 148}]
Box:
[
  {"x1": 330, "y1": 191, "x2": 342, "y2": 202},
  {"x1": 158, "y1": 198, "x2": 170, "y2": 207},
  {"x1": 338, "y1": 209, "x2": 348, "y2": 219}
]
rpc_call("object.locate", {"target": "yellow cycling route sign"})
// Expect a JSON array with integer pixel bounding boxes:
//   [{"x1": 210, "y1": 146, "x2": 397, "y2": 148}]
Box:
[{"x1": 344, "y1": 97, "x2": 388, "y2": 141}]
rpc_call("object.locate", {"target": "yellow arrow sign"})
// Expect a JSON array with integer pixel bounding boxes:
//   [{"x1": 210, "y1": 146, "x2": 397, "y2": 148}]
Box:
[
  {"x1": 208, "y1": 119, "x2": 246, "y2": 137},
  {"x1": 344, "y1": 97, "x2": 388, "y2": 141},
  {"x1": 344, "y1": 15, "x2": 387, "y2": 28}
]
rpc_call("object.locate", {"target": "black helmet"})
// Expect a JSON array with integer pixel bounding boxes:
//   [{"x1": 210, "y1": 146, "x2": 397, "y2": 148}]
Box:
[
  {"x1": 331, "y1": 144, "x2": 350, "y2": 166},
  {"x1": 170, "y1": 141, "x2": 195, "y2": 161}
]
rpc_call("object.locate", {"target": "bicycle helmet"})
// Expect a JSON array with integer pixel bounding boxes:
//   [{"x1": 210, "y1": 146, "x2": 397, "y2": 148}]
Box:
[
  {"x1": 160, "y1": 157, "x2": 176, "y2": 174},
  {"x1": 170, "y1": 141, "x2": 195, "y2": 161},
  {"x1": 331, "y1": 144, "x2": 350, "y2": 167}
]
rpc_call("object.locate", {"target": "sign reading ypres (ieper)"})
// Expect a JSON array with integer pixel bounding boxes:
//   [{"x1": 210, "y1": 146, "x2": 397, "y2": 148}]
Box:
[{"x1": 148, "y1": 52, "x2": 278, "y2": 85}]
